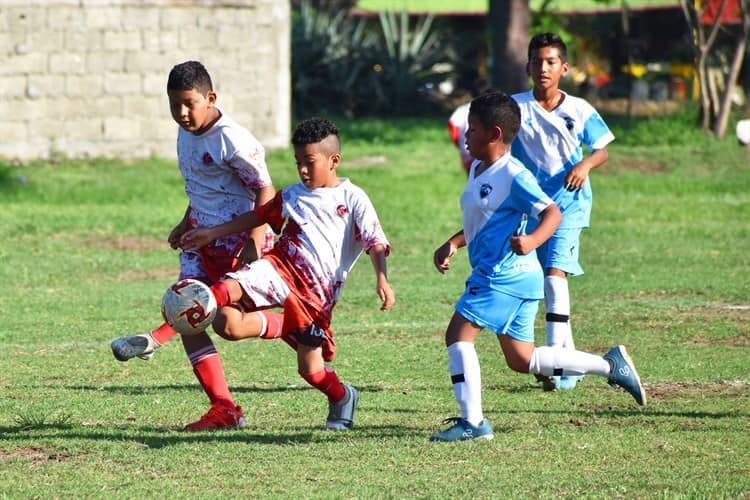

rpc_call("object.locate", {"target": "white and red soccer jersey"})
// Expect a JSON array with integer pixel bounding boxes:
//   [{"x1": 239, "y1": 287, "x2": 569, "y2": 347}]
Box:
[
  {"x1": 176, "y1": 111, "x2": 273, "y2": 281},
  {"x1": 177, "y1": 111, "x2": 272, "y2": 230},
  {"x1": 255, "y1": 179, "x2": 390, "y2": 323}
]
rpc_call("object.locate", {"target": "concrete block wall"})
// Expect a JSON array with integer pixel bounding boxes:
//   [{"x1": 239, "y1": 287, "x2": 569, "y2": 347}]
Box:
[{"x1": 0, "y1": 0, "x2": 290, "y2": 162}]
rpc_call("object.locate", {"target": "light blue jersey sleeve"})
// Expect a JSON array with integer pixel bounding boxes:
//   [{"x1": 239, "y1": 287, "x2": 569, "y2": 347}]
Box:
[{"x1": 511, "y1": 90, "x2": 613, "y2": 228}]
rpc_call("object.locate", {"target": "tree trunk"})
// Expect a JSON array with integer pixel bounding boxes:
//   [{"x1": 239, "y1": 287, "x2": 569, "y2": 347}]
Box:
[
  {"x1": 714, "y1": 2, "x2": 750, "y2": 139},
  {"x1": 488, "y1": 0, "x2": 530, "y2": 94}
]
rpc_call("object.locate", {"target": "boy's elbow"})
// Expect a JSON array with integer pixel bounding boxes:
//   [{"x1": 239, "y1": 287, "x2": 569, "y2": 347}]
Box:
[{"x1": 543, "y1": 204, "x2": 562, "y2": 227}]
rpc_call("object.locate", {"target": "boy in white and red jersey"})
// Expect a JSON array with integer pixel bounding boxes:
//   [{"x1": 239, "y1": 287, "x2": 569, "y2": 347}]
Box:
[
  {"x1": 511, "y1": 33, "x2": 615, "y2": 391},
  {"x1": 180, "y1": 117, "x2": 395, "y2": 430},
  {"x1": 110, "y1": 61, "x2": 279, "y2": 431}
]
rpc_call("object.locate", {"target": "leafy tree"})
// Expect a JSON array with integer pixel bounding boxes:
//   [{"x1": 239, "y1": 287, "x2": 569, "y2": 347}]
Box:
[{"x1": 679, "y1": 0, "x2": 749, "y2": 138}]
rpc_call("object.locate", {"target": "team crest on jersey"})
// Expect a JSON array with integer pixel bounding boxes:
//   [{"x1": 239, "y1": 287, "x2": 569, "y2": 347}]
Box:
[
  {"x1": 479, "y1": 184, "x2": 492, "y2": 198},
  {"x1": 336, "y1": 204, "x2": 348, "y2": 217},
  {"x1": 562, "y1": 116, "x2": 575, "y2": 131},
  {"x1": 202, "y1": 152, "x2": 214, "y2": 164}
]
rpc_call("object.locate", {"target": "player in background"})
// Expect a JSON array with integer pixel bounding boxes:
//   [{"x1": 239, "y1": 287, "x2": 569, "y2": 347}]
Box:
[
  {"x1": 429, "y1": 91, "x2": 644, "y2": 442},
  {"x1": 180, "y1": 117, "x2": 395, "y2": 431},
  {"x1": 511, "y1": 33, "x2": 615, "y2": 391},
  {"x1": 110, "y1": 61, "x2": 279, "y2": 431},
  {"x1": 448, "y1": 78, "x2": 492, "y2": 174}
]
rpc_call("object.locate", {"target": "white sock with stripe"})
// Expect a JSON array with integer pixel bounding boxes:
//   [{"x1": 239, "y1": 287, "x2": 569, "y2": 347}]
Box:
[
  {"x1": 529, "y1": 345, "x2": 610, "y2": 377},
  {"x1": 545, "y1": 275, "x2": 575, "y2": 349},
  {"x1": 448, "y1": 341, "x2": 484, "y2": 426}
]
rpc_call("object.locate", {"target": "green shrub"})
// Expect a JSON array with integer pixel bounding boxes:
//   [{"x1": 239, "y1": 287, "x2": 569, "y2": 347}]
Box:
[{"x1": 292, "y1": 2, "x2": 455, "y2": 117}]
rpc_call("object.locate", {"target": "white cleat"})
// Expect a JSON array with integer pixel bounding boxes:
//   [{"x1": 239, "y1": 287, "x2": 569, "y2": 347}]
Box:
[{"x1": 111, "y1": 334, "x2": 158, "y2": 362}]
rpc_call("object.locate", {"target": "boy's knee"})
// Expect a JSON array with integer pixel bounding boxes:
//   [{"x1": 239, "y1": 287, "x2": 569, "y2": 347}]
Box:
[
  {"x1": 211, "y1": 309, "x2": 240, "y2": 341},
  {"x1": 505, "y1": 356, "x2": 531, "y2": 374}
]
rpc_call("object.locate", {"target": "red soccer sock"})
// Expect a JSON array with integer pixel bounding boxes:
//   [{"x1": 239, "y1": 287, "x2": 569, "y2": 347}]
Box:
[
  {"x1": 209, "y1": 280, "x2": 233, "y2": 308},
  {"x1": 300, "y1": 367, "x2": 346, "y2": 402},
  {"x1": 259, "y1": 311, "x2": 284, "y2": 339},
  {"x1": 150, "y1": 322, "x2": 177, "y2": 345},
  {"x1": 192, "y1": 352, "x2": 234, "y2": 408}
]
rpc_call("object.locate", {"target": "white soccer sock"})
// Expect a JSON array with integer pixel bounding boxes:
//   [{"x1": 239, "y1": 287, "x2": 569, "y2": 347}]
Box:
[
  {"x1": 545, "y1": 275, "x2": 574, "y2": 349},
  {"x1": 256, "y1": 311, "x2": 268, "y2": 337},
  {"x1": 448, "y1": 341, "x2": 484, "y2": 426},
  {"x1": 528, "y1": 345, "x2": 610, "y2": 377}
]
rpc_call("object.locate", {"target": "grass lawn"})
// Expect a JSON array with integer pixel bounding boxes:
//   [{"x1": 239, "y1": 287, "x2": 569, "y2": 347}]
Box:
[{"x1": 0, "y1": 111, "x2": 748, "y2": 498}]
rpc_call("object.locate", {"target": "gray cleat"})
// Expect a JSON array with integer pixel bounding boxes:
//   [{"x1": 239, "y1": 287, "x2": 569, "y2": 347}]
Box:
[
  {"x1": 111, "y1": 334, "x2": 158, "y2": 362},
  {"x1": 325, "y1": 384, "x2": 359, "y2": 430}
]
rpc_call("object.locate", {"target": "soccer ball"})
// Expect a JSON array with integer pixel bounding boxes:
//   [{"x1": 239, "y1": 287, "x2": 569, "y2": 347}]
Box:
[
  {"x1": 161, "y1": 279, "x2": 217, "y2": 336},
  {"x1": 737, "y1": 119, "x2": 750, "y2": 146}
]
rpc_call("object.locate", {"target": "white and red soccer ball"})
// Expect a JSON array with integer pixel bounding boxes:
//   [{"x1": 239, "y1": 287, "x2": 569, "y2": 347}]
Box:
[{"x1": 161, "y1": 279, "x2": 217, "y2": 336}]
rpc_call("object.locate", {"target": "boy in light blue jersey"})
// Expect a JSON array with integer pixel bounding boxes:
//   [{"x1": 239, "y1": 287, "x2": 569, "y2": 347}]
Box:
[
  {"x1": 512, "y1": 33, "x2": 615, "y2": 391},
  {"x1": 429, "y1": 91, "x2": 644, "y2": 442}
]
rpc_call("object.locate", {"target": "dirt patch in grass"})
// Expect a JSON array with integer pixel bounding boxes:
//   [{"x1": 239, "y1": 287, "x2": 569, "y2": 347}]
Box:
[
  {"x1": 607, "y1": 157, "x2": 668, "y2": 173},
  {"x1": 116, "y1": 267, "x2": 176, "y2": 282},
  {"x1": 345, "y1": 155, "x2": 388, "y2": 169},
  {"x1": 612, "y1": 294, "x2": 750, "y2": 346},
  {"x1": 645, "y1": 380, "x2": 749, "y2": 400},
  {"x1": 82, "y1": 235, "x2": 165, "y2": 252},
  {"x1": 0, "y1": 447, "x2": 77, "y2": 464}
]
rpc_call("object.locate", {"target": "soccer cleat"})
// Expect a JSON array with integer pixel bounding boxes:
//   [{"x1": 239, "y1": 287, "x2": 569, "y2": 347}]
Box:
[
  {"x1": 325, "y1": 384, "x2": 359, "y2": 430},
  {"x1": 111, "y1": 334, "x2": 159, "y2": 362},
  {"x1": 183, "y1": 404, "x2": 246, "y2": 432},
  {"x1": 603, "y1": 345, "x2": 646, "y2": 406},
  {"x1": 535, "y1": 373, "x2": 557, "y2": 392},
  {"x1": 429, "y1": 417, "x2": 494, "y2": 442},
  {"x1": 555, "y1": 375, "x2": 584, "y2": 390}
]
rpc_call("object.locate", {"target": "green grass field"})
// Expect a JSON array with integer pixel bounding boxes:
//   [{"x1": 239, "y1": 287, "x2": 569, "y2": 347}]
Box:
[{"x1": 0, "y1": 112, "x2": 748, "y2": 498}]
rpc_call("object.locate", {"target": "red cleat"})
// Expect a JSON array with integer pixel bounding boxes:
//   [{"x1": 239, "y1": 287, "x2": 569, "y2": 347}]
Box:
[{"x1": 183, "y1": 404, "x2": 246, "y2": 432}]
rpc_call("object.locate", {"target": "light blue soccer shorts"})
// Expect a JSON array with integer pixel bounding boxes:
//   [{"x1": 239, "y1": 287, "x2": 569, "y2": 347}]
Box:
[
  {"x1": 455, "y1": 279, "x2": 539, "y2": 343},
  {"x1": 535, "y1": 227, "x2": 585, "y2": 276}
]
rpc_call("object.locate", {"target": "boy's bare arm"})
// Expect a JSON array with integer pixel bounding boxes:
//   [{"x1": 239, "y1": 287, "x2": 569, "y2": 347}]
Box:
[
  {"x1": 369, "y1": 244, "x2": 395, "y2": 311},
  {"x1": 433, "y1": 230, "x2": 466, "y2": 274},
  {"x1": 564, "y1": 148, "x2": 609, "y2": 191},
  {"x1": 242, "y1": 184, "x2": 276, "y2": 263},
  {"x1": 179, "y1": 210, "x2": 262, "y2": 251},
  {"x1": 510, "y1": 204, "x2": 562, "y2": 255}
]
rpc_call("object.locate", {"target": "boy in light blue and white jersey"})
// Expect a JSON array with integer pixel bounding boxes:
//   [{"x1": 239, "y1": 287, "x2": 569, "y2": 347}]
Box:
[
  {"x1": 512, "y1": 33, "x2": 615, "y2": 391},
  {"x1": 429, "y1": 92, "x2": 644, "y2": 443}
]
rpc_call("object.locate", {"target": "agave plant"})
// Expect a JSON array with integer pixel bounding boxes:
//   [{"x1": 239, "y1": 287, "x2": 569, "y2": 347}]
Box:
[
  {"x1": 356, "y1": 10, "x2": 452, "y2": 114},
  {"x1": 291, "y1": 3, "x2": 454, "y2": 116},
  {"x1": 292, "y1": 1, "x2": 376, "y2": 116}
]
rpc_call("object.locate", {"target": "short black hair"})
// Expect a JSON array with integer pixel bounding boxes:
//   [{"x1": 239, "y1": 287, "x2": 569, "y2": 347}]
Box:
[
  {"x1": 167, "y1": 61, "x2": 213, "y2": 94},
  {"x1": 528, "y1": 32, "x2": 568, "y2": 63},
  {"x1": 292, "y1": 117, "x2": 340, "y2": 150},
  {"x1": 469, "y1": 91, "x2": 521, "y2": 144}
]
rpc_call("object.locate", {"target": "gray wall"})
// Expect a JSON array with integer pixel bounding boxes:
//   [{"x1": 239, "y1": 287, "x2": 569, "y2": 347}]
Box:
[{"x1": 0, "y1": 0, "x2": 290, "y2": 162}]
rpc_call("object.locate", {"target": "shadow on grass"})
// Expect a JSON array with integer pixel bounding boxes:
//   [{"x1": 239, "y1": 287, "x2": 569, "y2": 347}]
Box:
[
  {"x1": 0, "y1": 423, "x2": 427, "y2": 448},
  {"x1": 78, "y1": 384, "x2": 313, "y2": 395}
]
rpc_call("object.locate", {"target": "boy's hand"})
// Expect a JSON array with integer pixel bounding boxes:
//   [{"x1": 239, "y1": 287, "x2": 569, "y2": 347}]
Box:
[
  {"x1": 180, "y1": 227, "x2": 215, "y2": 250},
  {"x1": 168, "y1": 220, "x2": 190, "y2": 249},
  {"x1": 376, "y1": 276, "x2": 395, "y2": 311},
  {"x1": 510, "y1": 234, "x2": 536, "y2": 255},
  {"x1": 564, "y1": 162, "x2": 592, "y2": 191},
  {"x1": 433, "y1": 240, "x2": 457, "y2": 273},
  {"x1": 237, "y1": 241, "x2": 260, "y2": 267}
]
